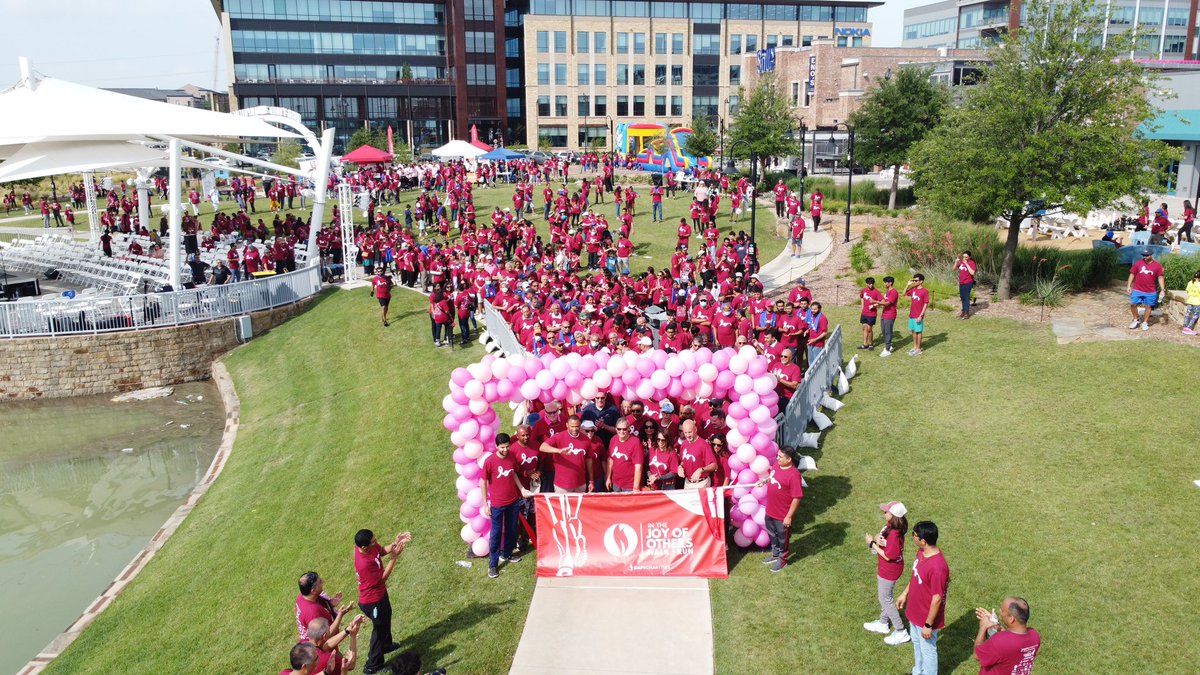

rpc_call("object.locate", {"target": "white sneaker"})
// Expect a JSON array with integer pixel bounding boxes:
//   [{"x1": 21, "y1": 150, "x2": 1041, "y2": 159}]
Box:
[
  {"x1": 863, "y1": 620, "x2": 890, "y2": 634},
  {"x1": 1140, "y1": 322, "x2": 1149, "y2": 331},
  {"x1": 1129, "y1": 320, "x2": 1140, "y2": 329},
  {"x1": 880, "y1": 349, "x2": 892, "y2": 358},
  {"x1": 884, "y1": 630, "x2": 912, "y2": 646}
]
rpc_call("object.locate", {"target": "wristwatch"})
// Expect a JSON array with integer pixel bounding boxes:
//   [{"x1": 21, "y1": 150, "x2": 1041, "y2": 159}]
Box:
[{"x1": 924, "y1": 623, "x2": 933, "y2": 629}]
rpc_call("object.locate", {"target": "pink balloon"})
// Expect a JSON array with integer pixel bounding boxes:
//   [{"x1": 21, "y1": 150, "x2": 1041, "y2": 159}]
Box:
[
  {"x1": 550, "y1": 358, "x2": 570, "y2": 379},
  {"x1": 727, "y1": 455, "x2": 746, "y2": 472},
  {"x1": 564, "y1": 371, "x2": 583, "y2": 388},
  {"x1": 665, "y1": 357, "x2": 685, "y2": 377},
  {"x1": 594, "y1": 351, "x2": 611, "y2": 369},
  {"x1": 551, "y1": 382, "x2": 569, "y2": 400},
  {"x1": 667, "y1": 380, "x2": 684, "y2": 398},
  {"x1": 737, "y1": 417, "x2": 756, "y2": 438},
  {"x1": 483, "y1": 381, "x2": 499, "y2": 402},
  {"x1": 461, "y1": 523, "x2": 480, "y2": 544},
  {"x1": 730, "y1": 508, "x2": 748, "y2": 525},
  {"x1": 442, "y1": 394, "x2": 458, "y2": 413},
  {"x1": 578, "y1": 358, "x2": 597, "y2": 378},
  {"x1": 732, "y1": 487, "x2": 749, "y2": 501},
  {"x1": 478, "y1": 424, "x2": 495, "y2": 442},
  {"x1": 468, "y1": 398, "x2": 489, "y2": 416},
  {"x1": 748, "y1": 358, "x2": 768, "y2": 378},
  {"x1": 635, "y1": 380, "x2": 656, "y2": 400},
  {"x1": 715, "y1": 370, "x2": 736, "y2": 391},
  {"x1": 650, "y1": 369, "x2": 670, "y2": 389},
  {"x1": 523, "y1": 359, "x2": 543, "y2": 378},
  {"x1": 752, "y1": 506, "x2": 767, "y2": 527},
  {"x1": 520, "y1": 380, "x2": 541, "y2": 401},
  {"x1": 610, "y1": 379, "x2": 626, "y2": 396},
  {"x1": 459, "y1": 419, "x2": 479, "y2": 440},
  {"x1": 592, "y1": 369, "x2": 612, "y2": 389},
  {"x1": 470, "y1": 515, "x2": 489, "y2": 533},
  {"x1": 535, "y1": 370, "x2": 555, "y2": 390},
  {"x1": 471, "y1": 537, "x2": 490, "y2": 557},
  {"x1": 750, "y1": 455, "x2": 771, "y2": 476},
  {"x1": 460, "y1": 502, "x2": 479, "y2": 520},
  {"x1": 736, "y1": 444, "x2": 757, "y2": 464},
  {"x1": 491, "y1": 358, "x2": 511, "y2": 381},
  {"x1": 750, "y1": 433, "x2": 771, "y2": 452},
  {"x1": 697, "y1": 363, "x2": 719, "y2": 383},
  {"x1": 581, "y1": 380, "x2": 599, "y2": 400},
  {"x1": 753, "y1": 375, "x2": 774, "y2": 396},
  {"x1": 466, "y1": 487, "x2": 484, "y2": 508},
  {"x1": 740, "y1": 520, "x2": 761, "y2": 539},
  {"x1": 732, "y1": 531, "x2": 753, "y2": 548},
  {"x1": 478, "y1": 408, "x2": 498, "y2": 425},
  {"x1": 754, "y1": 530, "x2": 771, "y2": 548},
  {"x1": 607, "y1": 357, "x2": 627, "y2": 377},
  {"x1": 739, "y1": 392, "x2": 760, "y2": 410},
  {"x1": 443, "y1": 415, "x2": 459, "y2": 432},
  {"x1": 728, "y1": 403, "x2": 746, "y2": 420},
  {"x1": 712, "y1": 349, "x2": 731, "y2": 371},
  {"x1": 451, "y1": 388, "x2": 470, "y2": 405},
  {"x1": 751, "y1": 484, "x2": 768, "y2": 501},
  {"x1": 496, "y1": 379, "x2": 515, "y2": 400},
  {"x1": 463, "y1": 440, "x2": 484, "y2": 460},
  {"x1": 621, "y1": 369, "x2": 641, "y2": 386},
  {"x1": 453, "y1": 448, "x2": 468, "y2": 464},
  {"x1": 695, "y1": 347, "x2": 713, "y2": 364},
  {"x1": 507, "y1": 366, "x2": 528, "y2": 384},
  {"x1": 464, "y1": 380, "x2": 484, "y2": 400},
  {"x1": 728, "y1": 355, "x2": 748, "y2": 375},
  {"x1": 451, "y1": 368, "x2": 472, "y2": 386},
  {"x1": 455, "y1": 475, "x2": 473, "y2": 492},
  {"x1": 733, "y1": 374, "x2": 754, "y2": 395},
  {"x1": 736, "y1": 469, "x2": 757, "y2": 485},
  {"x1": 749, "y1": 405, "x2": 771, "y2": 425},
  {"x1": 681, "y1": 371, "x2": 700, "y2": 389},
  {"x1": 636, "y1": 358, "x2": 655, "y2": 377},
  {"x1": 737, "y1": 494, "x2": 759, "y2": 515}
]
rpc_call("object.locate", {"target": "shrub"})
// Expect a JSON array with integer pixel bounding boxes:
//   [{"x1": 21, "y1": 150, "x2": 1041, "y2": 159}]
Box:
[
  {"x1": 1019, "y1": 275, "x2": 1069, "y2": 308},
  {"x1": 850, "y1": 241, "x2": 873, "y2": 273},
  {"x1": 1162, "y1": 253, "x2": 1200, "y2": 291}
]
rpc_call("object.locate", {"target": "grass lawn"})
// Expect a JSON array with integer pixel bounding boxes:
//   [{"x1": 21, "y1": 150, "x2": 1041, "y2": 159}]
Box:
[
  {"x1": 46, "y1": 289, "x2": 525, "y2": 674},
  {"x1": 712, "y1": 305, "x2": 1199, "y2": 673}
]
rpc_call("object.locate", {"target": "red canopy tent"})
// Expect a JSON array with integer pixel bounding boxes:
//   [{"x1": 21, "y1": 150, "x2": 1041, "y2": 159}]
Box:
[
  {"x1": 469, "y1": 125, "x2": 493, "y2": 152},
  {"x1": 340, "y1": 144, "x2": 393, "y2": 164}
]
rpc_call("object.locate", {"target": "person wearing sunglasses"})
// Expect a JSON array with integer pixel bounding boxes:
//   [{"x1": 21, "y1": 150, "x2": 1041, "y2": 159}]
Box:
[
  {"x1": 606, "y1": 421, "x2": 644, "y2": 492},
  {"x1": 646, "y1": 433, "x2": 680, "y2": 490}
]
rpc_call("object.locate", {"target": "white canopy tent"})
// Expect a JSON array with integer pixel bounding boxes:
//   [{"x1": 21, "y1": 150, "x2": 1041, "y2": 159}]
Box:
[
  {"x1": 431, "y1": 140, "x2": 487, "y2": 159},
  {"x1": 0, "y1": 58, "x2": 335, "y2": 290}
]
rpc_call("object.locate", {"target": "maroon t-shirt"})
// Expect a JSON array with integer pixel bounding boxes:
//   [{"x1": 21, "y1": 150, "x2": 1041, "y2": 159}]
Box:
[
  {"x1": 295, "y1": 595, "x2": 335, "y2": 640},
  {"x1": 355, "y1": 543, "x2": 387, "y2": 605},
  {"x1": 547, "y1": 431, "x2": 590, "y2": 489},
  {"x1": 769, "y1": 361, "x2": 802, "y2": 399},
  {"x1": 860, "y1": 288, "x2": 883, "y2": 317},
  {"x1": 608, "y1": 435, "x2": 644, "y2": 490},
  {"x1": 679, "y1": 438, "x2": 716, "y2": 479},
  {"x1": 511, "y1": 441, "x2": 540, "y2": 482},
  {"x1": 908, "y1": 288, "x2": 930, "y2": 319},
  {"x1": 881, "y1": 288, "x2": 899, "y2": 320},
  {"x1": 905, "y1": 550, "x2": 950, "y2": 630},
  {"x1": 765, "y1": 465, "x2": 803, "y2": 520},
  {"x1": 976, "y1": 628, "x2": 1041, "y2": 674},
  {"x1": 1130, "y1": 259, "x2": 1164, "y2": 293},
  {"x1": 646, "y1": 447, "x2": 679, "y2": 485},
  {"x1": 876, "y1": 527, "x2": 904, "y2": 582},
  {"x1": 482, "y1": 451, "x2": 522, "y2": 507}
]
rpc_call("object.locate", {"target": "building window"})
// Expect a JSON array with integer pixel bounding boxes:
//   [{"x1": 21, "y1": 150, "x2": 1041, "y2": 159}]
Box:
[
  {"x1": 578, "y1": 95, "x2": 591, "y2": 116},
  {"x1": 231, "y1": 30, "x2": 445, "y2": 57},
  {"x1": 694, "y1": 34, "x2": 720, "y2": 55},
  {"x1": 691, "y1": 2, "x2": 722, "y2": 22},
  {"x1": 612, "y1": 1, "x2": 650, "y2": 16},
  {"x1": 836, "y1": 36, "x2": 848, "y2": 48},
  {"x1": 727, "y1": 94, "x2": 739, "y2": 114},
  {"x1": 555, "y1": 64, "x2": 567, "y2": 85},
  {"x1": 505, "y1": 38, "x2": 520, "y2": 58},
  {"x1": 617, "y1": 32, "x2": 629, "y2": 54},
  {"x1": 764, "y1": 5, "x2": 796, "y2": 21},
  {"x1": 617, "y1": 64, "x2": 628, "y2": 85},
  {"x1": 507, "y1": 98, "x2": 522, "y2": 118},
  {"x1": 656, "y1": 33, "x2": 667, "y2": 54},
  {"x1": 693, "y1": 64, "x2": 718, "y2": 86},
  {"x1": 727, "y1": 3, "x2": 762, "y2": 20},
  {"x1": 595, "y1": 64, "x2": 608, "y2": 85},
  {"x1": 554, "y1": 31, "x2": 567, "y2": 53},
  {"x1": 464, "y1": 0, "x2": 494, "y2": 21},
  {"x1": 782, "y1": 35, "x2": 794, "y2": 47},
  {"x1": 634, "y1": 32, "x2": 646, "y2": 54},
  {"x1": 802, "y1": 35, "x2": 813, "y2": 47},
  {"x1": 670, "y1": 96, "x2": 682, "y2": 116},
  {"x1": 745, "y1": 35, "x2": 758, "y2": 52},
  {"x1": 537, "y1": 64, "x2": 549, "y2": 85},
  {"x1": 801, "y1": 6, "x2": 833, "y2": 22},
  {"x1": 555, "y1": 95, "x2": 568, "y2": 116},
  {"x1": 594, "y1": 32, "x2": 607, "y2": 54},
  {"x1": 1109, "y1": 7, "x2": 1134, "y2": 24},
  {"x1": 852, "y1": 36, "x2": 864, "y2": 48},
  {"x1": 655, "y1": 64, "x2": 667, "y2": 85},
  {"x1": 766, "y1": 35, "x2": 778, "y2": 49},
  {"x1": 655, "y1": 95, "x2": 666, "y2": 116},
  {"x1": 466, "y1": 32, "x2": 494, "y2": 53},
  {"x1": 835, "y1": 7, "x2": 867, "y2": 23},
  {"x1": 578, "y1": 64, "x2": 590, "y2": 85},
  {"x1": 672, "y1": 33, "x2": 684, "y2": 54},
  {"x1": 574, "y1": 0, "x2": 610, "y2": 16},
  {"x1": 633, "y1": 64, "x2": 645, "y2": 85},
  {"x1": 692, "y1": 95, "x2": 717, "y2": 120},
  {"x1": 1137, "y1": 7, "x2": 1163, "y2": 25},
  {"x1": 537, "y1": 96, "x2": 550, "y2": 116},
  {"x1": 537, "y1": 31, "x2": 549, "y2": 53},
  {"x1": 595, "y1": 95, "x2": 607, "y2": 116},
  {"x1": 1164, "y1": 36, "x2": 1187, "y2": 53},
  {"x1": 505, "y1": 9, "x2": 522, "y2": 27},
  {"x1": 1168, "y1": 8, "x2": 1190, "y2": 26},
  {"x1": 578, "y1": 126, "x2": 607, "y2": 148},
  {"x1": 792, "y1": 82, "x2": 799, "y2": 105},
  {"x1": 466, "y1": 64, "x2": 496, "y2": 85},
  {"x1": 729, "y1": 65, "x2": 741, "y2": 86},
  {"x1": 578, "y1": 31, "x2": 590, "y2": 53},
  {"x1": 633, "y1": 96, "x2": 645, "y2": 116},
  {"x1": 730, "y1": 34, "x2": 741, "y2": 55},
  {"x1": 539, "y1": 125, "x2": 568, "y2": 148},
  {"x1": 617, "y1": 95, "x2": 629, "y2": 116},
  {"x1": 652, "y1": 2, "x2": 687, "y2": 18},
  {"x1": 507, "y1": 68, "x2": 521, "y2": 88},
  {"x1": 671, "y1": 65, "x2": 683, "y2": 85}
]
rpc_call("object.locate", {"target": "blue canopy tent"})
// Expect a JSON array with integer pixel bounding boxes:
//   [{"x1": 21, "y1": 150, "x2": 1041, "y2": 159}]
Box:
[{"x1": 479, "y1": 148, "x2": 526, "y2": 161}]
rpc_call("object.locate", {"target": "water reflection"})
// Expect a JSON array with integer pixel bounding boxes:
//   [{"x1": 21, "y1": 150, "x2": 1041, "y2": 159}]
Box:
[{"x1": 0, "y1": 382, "x2": 222, "y2": 673}]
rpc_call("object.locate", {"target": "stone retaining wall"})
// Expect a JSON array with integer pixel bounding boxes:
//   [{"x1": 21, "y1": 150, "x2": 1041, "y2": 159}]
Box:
[{"x1": 0, "y1": 297, "x2": 316, "y2": 400}]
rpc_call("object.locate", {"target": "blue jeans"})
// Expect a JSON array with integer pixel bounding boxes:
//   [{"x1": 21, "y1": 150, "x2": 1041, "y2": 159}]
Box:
[
  {"x1": 615, "y1": 202, "x2": 621, "y2": 217},
  {"x1": 807, "y1": 346, "x2": 823, "y2": 367},
  {"x1": 959, "y1": 282, "x2": 974, "y2": 315},
  {"x1": 652, "y1": 202, "x2": 663, "y2": 221},
  {"x1": 488, "y1": 502, "x2": 520, "y2": 569},
  {"x1": 909, "y1": 621, "x2": 939, "y2": 675}
]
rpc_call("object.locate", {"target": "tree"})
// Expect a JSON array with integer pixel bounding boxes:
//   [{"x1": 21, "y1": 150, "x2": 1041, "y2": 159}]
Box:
[
  {"x1": 393, "y1": 141, "x2": 414, "y2": 163},
  {"x1": 727, "y1": 74, "x2": 798, "y2": 176},
  {"x1": 271, "y1": 139, "x2": 303, "y2": 169},
  {"x1": 401, "y1": 63, "x2": 413, "y2": 81},
  {"x1": 848, "y1": 66, "x2": 950, "y2": 210},
  {"x1": 348, "y1": 126, "x2": 388, "y2": 152},
  {"x1": 682, "y1": 119, "x2": 718, "y2": 159},
  {"x1": 910, "y1": 0, "x2": 1178, "y2": 299}
]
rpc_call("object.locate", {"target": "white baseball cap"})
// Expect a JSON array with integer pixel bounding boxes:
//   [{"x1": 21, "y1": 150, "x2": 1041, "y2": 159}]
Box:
[{"x1": 880, "y1": 501, "x2": 907, "y2": 518}]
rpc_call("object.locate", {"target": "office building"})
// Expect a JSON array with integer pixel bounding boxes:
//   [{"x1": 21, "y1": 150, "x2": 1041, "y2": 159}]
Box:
[
  {"x1": 211, "y1": 0, "x2": 511, "y2": 152},
  {"x1": 901, "y1": 0, "x2": 1198, "y2": 59},
  {"x1": 521, "y1": 1, "x2": 881, "y2": 151}
]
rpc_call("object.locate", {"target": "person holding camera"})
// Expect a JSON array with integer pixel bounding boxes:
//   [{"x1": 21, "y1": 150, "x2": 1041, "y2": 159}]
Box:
[
  {"x1": 973, "y1": 597, "x2": 1041, "y2": 673},
  {"x1": 863, "y1": 502, "x2": 910, "y2": 646},
  {"x1": 905, "y1": 274, "x2": 930, "y2": 356},
  {"x1": 955, "y1": 251, "x2": 977, "y2": 319}
]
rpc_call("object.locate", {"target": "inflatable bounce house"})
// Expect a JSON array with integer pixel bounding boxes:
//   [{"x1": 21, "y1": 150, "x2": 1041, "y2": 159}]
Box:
[{"x1": 614, "y1": 123, "x2": 712, "y2": 174}]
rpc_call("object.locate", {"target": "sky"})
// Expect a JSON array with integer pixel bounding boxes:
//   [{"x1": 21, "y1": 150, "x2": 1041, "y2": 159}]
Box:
[{"x1": 0, "y1": 0, "x2": 921, "y2": 90}]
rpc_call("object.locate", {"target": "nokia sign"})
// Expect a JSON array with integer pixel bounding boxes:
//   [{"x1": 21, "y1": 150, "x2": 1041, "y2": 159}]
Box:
[{"x1": 834, "y1": 27, "x2": 872, "y2": 37}]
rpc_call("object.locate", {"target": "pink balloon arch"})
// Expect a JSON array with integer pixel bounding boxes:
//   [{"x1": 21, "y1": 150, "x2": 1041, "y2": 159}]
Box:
[{"x1": 444, "y1": 346, "x2": 783, "y2": 557}]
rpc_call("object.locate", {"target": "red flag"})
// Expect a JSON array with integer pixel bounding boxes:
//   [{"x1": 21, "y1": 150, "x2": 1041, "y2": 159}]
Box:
[{"x1": 387, "y1": 126, "x2": 395, "y2": 156}]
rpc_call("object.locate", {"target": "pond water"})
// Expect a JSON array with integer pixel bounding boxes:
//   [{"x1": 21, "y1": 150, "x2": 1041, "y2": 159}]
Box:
[{"x1": 0, "y1": 382, "x2": 223, "y2": 673}]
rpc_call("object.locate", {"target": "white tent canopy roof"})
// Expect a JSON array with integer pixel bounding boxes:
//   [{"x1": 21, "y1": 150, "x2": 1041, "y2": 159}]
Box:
[
  {"x1": 431, "y1": 139, "x2": 487, "y2": 159},
  {"x1": 0, "y1": 69, "x2": 296, "y2": 161}
]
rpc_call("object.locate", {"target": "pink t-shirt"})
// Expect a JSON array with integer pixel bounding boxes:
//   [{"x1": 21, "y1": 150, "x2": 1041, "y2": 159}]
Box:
[
  {"x1": 957, "y1": 260, "x2": 977, "y2": 284},
  {"x1": 1130, "y1": 259, "x2": 1164, "y2": 294},
  {"x1": 608, "y1": 436, "x2": 644, "y2": 490},
  {"x1": 876, "y1": 527, "x2": 904, "y2": 582},
  {"x1": 765, "y1": 464, "x2": 803, "y2": 520},
  {"x1": 512, "y1": 441, "x2": 540, "y2": 481},
  {"x1": 482, "y1": 451, "x2": 522, "y2": 507},
  {"x1": 547, "y1": 431, "x2": 590, "y2": 489},
  {"x1": 860, "y1": 288, "x2": 883, "y2": 317},
  {"x1": 905, "y1": 550, "x2": 950, "y2": 630},
  {"x1": 769, "y1": 361, "x2": 802, "y2": 399},
  {"x1": 881, "y1": 288, "x2": 899, "y2": 320},
  {"x1": 355, "y1": 543, "x2": 387, "y2": 605},
  {"x1": 976, "y1": 628, "x2": 1041, "y2": 674},
  {"x1": 678, "y1": 438, "x2": 716, "y2": 478},
  {"x1": 295, "y1": 595, "x2": 335, "y2": 640}
]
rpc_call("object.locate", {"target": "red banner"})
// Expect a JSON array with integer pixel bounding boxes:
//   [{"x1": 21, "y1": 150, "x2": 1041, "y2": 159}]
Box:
[{"x1": 534, "y1": 489, "x2": 728, "y2": 578}]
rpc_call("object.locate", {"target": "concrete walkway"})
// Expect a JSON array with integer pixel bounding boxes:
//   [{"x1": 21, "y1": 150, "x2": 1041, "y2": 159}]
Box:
[
  {"x1": 756, "y1": 228, "x2": 833, "y2": 294},
  {"x1": 510, "y1": 576, "x2": 713, "y2": 675}
]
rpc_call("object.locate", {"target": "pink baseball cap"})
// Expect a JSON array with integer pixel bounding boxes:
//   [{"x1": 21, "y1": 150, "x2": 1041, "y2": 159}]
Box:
[{"x1": 880, "y1": 502, "x2": 908, "y2": 518}]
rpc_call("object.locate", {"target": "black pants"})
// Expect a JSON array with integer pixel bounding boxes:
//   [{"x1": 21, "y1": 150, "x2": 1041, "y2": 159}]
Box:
[{"x1": 358, "y1": 593, "x2": 393, "y2": 673}]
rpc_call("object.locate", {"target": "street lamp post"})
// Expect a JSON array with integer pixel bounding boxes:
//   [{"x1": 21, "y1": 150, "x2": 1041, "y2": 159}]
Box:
[
  {"x1": 835, "y1": 122, "x2": 855, "y2": 244},
  {"x1": 725, "y1": 139, "x2": 760, "y2": 263},
  {"x1": 797, "y1": 120, "x2": 807, "y2": 210}
]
